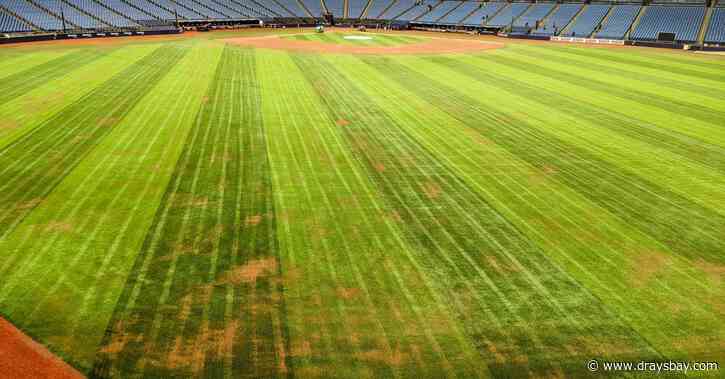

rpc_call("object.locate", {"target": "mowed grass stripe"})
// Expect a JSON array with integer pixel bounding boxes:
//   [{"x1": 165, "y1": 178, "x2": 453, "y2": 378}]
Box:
[
  {"x1": 0, "y1": 49, "x2": 109, "y2": 105},
  {"x1": 258, "y1": 50, "x2": 488, "y2": 379},
  {"x1": 490, "y1": 50, "x2": 725, "y2": 129},
  {"x1": 294, "y1": 53, "x2": 659, "y2": 377},
  {"x1": 0, "y1": 45, "x2": 160, "y2": 151},
  {"x1": 345, "y1": 55, "x2": 721, "y2": 363},
  {"x1": 516, "y1": 46, "x2": 725, "y2": 101},
  {"x1": 0, "y1": 43, "x2": 222, "y2": 372},
  {"x1": 556, "y1": 45, "x2": 725, "y2": 81},
  {"x1": 0, "y1": 45, "x2": 187, "y2": 241},
  {"x1": 92, "y1": 47, "x2": 290, "y2": 378},
  {"x1": 0, "y1": 50, "x2": 75, "y2": 80},
  {"x1": 368, "y1": 57, "x2": 725, "y2": 265},
  {"x1": 429, "y1": 56, "x2": 725, "y2": 176}
]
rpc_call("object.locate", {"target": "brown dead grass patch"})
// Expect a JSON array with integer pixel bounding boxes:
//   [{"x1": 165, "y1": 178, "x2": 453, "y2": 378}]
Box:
[
  {"x1": 422, "y1": 181, "x2": 442, "y2": 199},
  {"x1": 219, "y1": 258, "x2": 278, "y2": 285},
  {"x1": 336, "y1": 119, "x2": 350, "y2": 127},
  {"x1": 630, "y1": 250, "x2": 672, "y2": 288},
  {"x1": 0, "y1": 119, "x2": 20, "y2": 130},
  {"x1": 44, "y1": 221, "x2": 73, "y2": 233},
  {"x1": 336, "y1": 287, "x2": 361, "y2": 300},
  {"x1": 244, "y1": 214, "x2": 263, "y2": 226}
]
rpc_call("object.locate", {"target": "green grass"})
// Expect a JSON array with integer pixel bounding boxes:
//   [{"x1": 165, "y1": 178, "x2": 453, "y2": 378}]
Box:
[{"x1": 0, "y1": 31, "x2": 723, "y2": 378}]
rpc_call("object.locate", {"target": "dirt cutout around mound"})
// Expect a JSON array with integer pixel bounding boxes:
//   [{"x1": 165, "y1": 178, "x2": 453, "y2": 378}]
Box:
[
  {"x1": 224, "y1": 34, "x2": 504, "y2": 55},
  {"x1": 0, "y1": 317, "x2": 84, "y2": 379}
]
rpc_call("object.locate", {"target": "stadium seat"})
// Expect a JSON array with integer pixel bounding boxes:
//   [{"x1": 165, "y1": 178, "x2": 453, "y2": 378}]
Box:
[
  {"x1": 462, "y1": 2, "x2": 505, "y2": 27},
  {"x1": 561, "y1": 3, "x2": 610, "y2": 37},
  {"x1": 531, "y1": 3, "x2": 582, "y2": 36},
  {"x1": 436, "y1": 0, "x2": 479, "y2": 25},
  {"x1": 486, "y1": 2, "x2": 530, "y2": 27},
  {"x1": 324, "y1": 0, "x2": 345, "y2": 17},
  {"x1": 68, "y1": 0, "x2": 140, "y2": 27},
  {"x1": 364, "y1": 0, "x2": 395, "y2": 18},
  {"x1": 705, "y1": 6, "x2": 725, "y2": 43},
  {"x1": 2, "y1": 0, "x2": 64, "y2": 30},
  {"x1": 595, "y1": 4, "x2": 641, "y2": 39},
  {"x1": 514, "y1": 2, "x2": 554, "y2": 28},
  {"x1": 417, "y1": 1, "x2": 461, "y2": 24},
  {"x1": 348, "y1": 0, "x2": 369, "y2": 18},
  {"x1": 0, "y1": 8, "x2": 33, "y2": 32},
  {"x1": 630, "y1": 5, "x2": 705, "y2": 42},
  {"x1": 300, "y1": 0, "x2": 324, "y2": 17}
]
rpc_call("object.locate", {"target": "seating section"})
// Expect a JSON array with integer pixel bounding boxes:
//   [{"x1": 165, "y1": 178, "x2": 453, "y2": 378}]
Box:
[
  {"x1": 705, "y1": 7, "x2": 725, "y2": 43},
  {"x1": 348, "y1": 0, "x2": 369, "y2": 18},
  {"x1": 595, "y1": 4, "x2": 640, "y2": 39},
  {"x1": 532, "y1": 3, "x2": 581, "y2": 35},
  {"x1": 630, "y1": 5, "x2": 704, "y2": 42},
  {"x1": 34, "y1": 0, "x2": 107, "y2": 29},
  {"x1": 561, "y1": 3, "x2": 609, "y2": 37},
  {"x1": 325, "y1": 0, "x2": 345, "y2": 16},
  {"x1": 397, "y1": 0, "x2": 436, "y2": 20},
  {"x1": 122, "y1": 0, "x2": 175, "y2": 19},
  {"x1": 69, "y1": 0, "x2": 138, "y2": 27},
  {"x1": 514, "y1": 2, "x2": 553, "y2": 28},
  {"x1": 0, "y1": 8, "x2": 33, "y2": 32},
  {"x1": 3, "y1": 0, "x2": 64, "y2": 30},
  {"x1": 103, "y1": 0, "x2": 157, "y2": 21},
  {"x1": 463, "y1": 2, "x2": 504, "y2": 26},
  {"x1": 379, "y1": 0, "x2": 416, "y2": 19},
  {"x1": 271, "y1": 0, "x2": 308, "y2": 17},
  {"x1": 364, "y1": 0, "x2": 392, "y2": 18},
  {"x1": 300, "y1": 0, "x2": 324, "y2": 17},
  {"x1": 486, "y1": 2, "x2": 530, "y2": 26},
  {"x1": 436, "y1": 0, "x2": 477, "y2": 24},
  {"x1": 418, "y1": 1, "x2": 461, "y2": 23},
  {"x1": 1, "y1": 0, "x2": 719, "y2": 39}
]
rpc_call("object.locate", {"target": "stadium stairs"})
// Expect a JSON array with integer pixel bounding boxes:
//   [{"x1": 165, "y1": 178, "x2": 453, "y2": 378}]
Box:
[
  {"x1": 624, "y1": 4, "x2": 646, "y2": 40},
  {"x1": 558, "y1": 3, "x2": 588, "y2": 36},
  {"x1": 0, "y1": 3, "x2": 42, "y2": 31},
  {"x1": 698, "y1": 5, "x2": 714, "y2": 43},
  {"x1": 115, "y1": 0, "x2": 161, "y2": 21}
]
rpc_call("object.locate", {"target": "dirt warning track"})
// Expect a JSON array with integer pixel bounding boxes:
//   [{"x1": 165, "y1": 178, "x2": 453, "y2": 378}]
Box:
[
  {"x1": 0, "y1": 317, "x2": 84, "y2": 379},
  {"x1": 223, "y1": 34, "x2": 505, "y2": 55}
]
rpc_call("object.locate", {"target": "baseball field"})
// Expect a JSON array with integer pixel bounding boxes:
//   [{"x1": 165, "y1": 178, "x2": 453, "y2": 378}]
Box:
[{"x1": 0, "y1": 30, "x2": 723, "y2": 378}]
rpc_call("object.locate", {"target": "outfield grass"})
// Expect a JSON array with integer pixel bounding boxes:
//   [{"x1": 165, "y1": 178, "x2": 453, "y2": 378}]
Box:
[{"x1": 0, "y1": 31, "x2": 723, "y2": 378}]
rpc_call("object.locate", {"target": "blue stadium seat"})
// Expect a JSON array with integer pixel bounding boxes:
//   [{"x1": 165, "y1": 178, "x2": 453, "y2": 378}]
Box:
[
  {"x1": 561, "y1": 3, "x2": 609, "y2": 37},
  {"x1": 35, "y1": 0, "x2": 108, "y2": 29},
  {"x1": 122, "y1": 0, "x2": 175, "y2": 20},
  {"x1": 486, "y1": 2, "x2": 530, "y2": 27},
  {"x1": 325, "y1": 0, "x2": 345, "y2": 17},
  {"x1": 436, "y1": 1, "x2": 479, "y2": 25},
  {"x1": 631, "y1": 5, "x2": 705, "y2": 42},
  {"x1": 3, "y1": 0, "x2": 64, "y2": 30},
  {"x1": 705, "y1": 7, "x2": 725, "y2": 43},
  {"x1": 348, "y1": 0, "x2": 369, "y2": 18},
  {"x1": 417, "y1": 1, "x2": 462, "y2": 23},
  {"x1": 595, "y1": 4, "x2": 640, "y2": 39},
  {"x1": 398, "y1": 0, "x2": 437, "y2": 21},
  {"x1": 274, "y1": 0, "x2": 309, "y2": 17},
  {"x1": 531, "y1": 3, "x2": 582, "y2": 36},
  {"x1": 463, "y1": 2, "x2": 505, "y2": 26},
  {"x1": 365, "y1": 0, "x2": 394, "y2": 18},
  {"x1": 514, "y1": 2, "x2": 554, "y2": 28},
  {"x1": 379, "y1": 0, "x2": 416, "y2": 19},
  {"x1": 0, "y1": 8, "x2": 33, "y2": 32},
  {"x1": 68, "y1": 0, "x2": 139, "y2": 27},
  {"x1": 300, "y1": 0, "x2": 324, "y2": 17}
]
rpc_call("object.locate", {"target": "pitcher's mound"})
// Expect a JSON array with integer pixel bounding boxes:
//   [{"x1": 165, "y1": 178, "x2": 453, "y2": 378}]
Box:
[{"x1": 224, "y1": 34, "x2": 504, "y2": 55}]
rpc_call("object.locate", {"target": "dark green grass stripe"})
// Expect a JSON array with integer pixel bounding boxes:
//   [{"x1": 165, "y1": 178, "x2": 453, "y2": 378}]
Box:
[
  {"x1": 292, "y1": 54, "x2": 660, "y2": 378},
  {"x1": 367, "y1": 56, "x2": 725, "y2": 265},
  {"x1": 488, "y1": 51, "x2": 725, "y2": 127},
  {"x1": 514, "y1": 47, "x2": 725, "y2": 100},
  {"x1": 429, "y1": 56, "x2": 725, "y2": 175},
  {"x1": 0, "y1": 45, "x2": 187, "y2": 242},
  {"x1": 0, "y1": 50, "x2": 108, "y2": 104},
  {"x1": 554, "y1": 46, "x2": 725, "y2": 82},
  {"x1": 91, "y1": 47, "x2": 291, "y2": 379}
]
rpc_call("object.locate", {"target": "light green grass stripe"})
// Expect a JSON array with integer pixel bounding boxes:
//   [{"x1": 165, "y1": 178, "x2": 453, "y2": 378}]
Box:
[
  {"x1": 0, "y1": 43, "x2": 215, "y2": 372},
  {"x1": 0, "y1": 50, "x2": 76, "y2": 80},
  {"x1": 0, "y1": 44, "x2": 161, "y2": 150},
  {"x1": 487, "y1": 49, "x2": 725, "y2": 147},
  {"x1": 445, "y1": 54, "x2": 725, "y2": 215},
  {"x1": 258, "y1": 49, "x2": 489, "y2": 378},
  {"x1": 517, "y1": 45, "x2": 725, "y2": 103},
  {"x1": 331, "y1": 54, "x2": 680, "y2": 376},
  {"x1": 372, "y1": 55, "x2": 724, "y2": 362}
]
